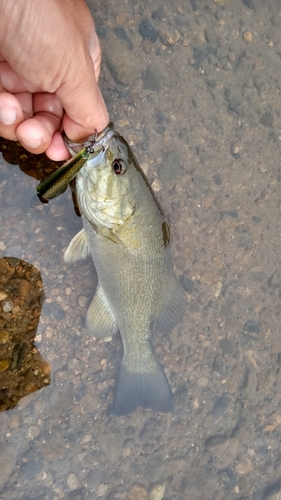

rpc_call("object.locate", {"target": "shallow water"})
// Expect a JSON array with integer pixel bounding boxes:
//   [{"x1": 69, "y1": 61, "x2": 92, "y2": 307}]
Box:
[{"x1": 0, "y1": 0, "x2": 281, "y2": 499}]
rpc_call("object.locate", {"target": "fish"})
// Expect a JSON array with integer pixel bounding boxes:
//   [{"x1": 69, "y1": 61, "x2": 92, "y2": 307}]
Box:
[
  {"x1": 34, "y1": 140, "x2": 103, "y2": 204},
  {"x1": 64, "y1": 123, "x2": 186, "y2": 415}
]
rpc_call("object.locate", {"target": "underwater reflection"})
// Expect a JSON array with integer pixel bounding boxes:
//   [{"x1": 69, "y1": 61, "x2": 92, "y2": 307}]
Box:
[{"x1": 0, "y1": 257, "x2": 50, "y2": 411}]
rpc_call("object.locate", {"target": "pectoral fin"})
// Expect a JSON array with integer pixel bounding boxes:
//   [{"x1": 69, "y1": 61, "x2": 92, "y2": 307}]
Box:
[
  {"x1": 86, "y1": 285, "x2": 118, "y2": 339},
  {"x1": 64, "y1": 228, "x2": 89, "y2": 263}
]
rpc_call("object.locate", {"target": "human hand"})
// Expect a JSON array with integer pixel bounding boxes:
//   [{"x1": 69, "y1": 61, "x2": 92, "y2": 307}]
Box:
[{"x1": 0, "y1": 0, "x2": 109, "y2": 161}]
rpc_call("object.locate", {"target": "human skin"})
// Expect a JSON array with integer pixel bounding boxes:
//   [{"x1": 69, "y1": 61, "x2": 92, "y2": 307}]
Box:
[{"x1": 0, "y1": 0, "x2": 109, "y2": 160}]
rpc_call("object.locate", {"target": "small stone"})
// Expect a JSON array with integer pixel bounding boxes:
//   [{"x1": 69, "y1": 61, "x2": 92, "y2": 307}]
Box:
[
  {"x1": 235, "y1": 456, "x2": 253, "y2": 475},
  {"x1": 139, "y1": 19, "x2": 158, "y2": 42},
  {"x1": 160, "y1": 30, "x2": 181, "y2": 46},
  {"x1": 151, "y1": 179, "x2": 162, "y2": 192},
  {"x1": 212, "y1": 394, "x2": 230, "y2": 419},
  {"x1": 231, "y1": 142, "x2": 240, "y2": 155},
  {"x1": 2, "y1": 300, "x2": 13, "y2": 312},
  {"x1": 228, "y1": 52, "x2": 236, "y2": 62},
  {"x1": 259, "y1": 163, "x2": 267, "y2": 173},
  {"x1": 40, "y1": 361, "x2": 50, "y2": 376},
  {"x1": 97, "y1": 484, "x2": 109, "y2": 497},
  {"x1": 244, "y1": 320, "x2": 260, "y2": 333},
  {"x1": 149, "y1": 483, "x2": 165, "y2": 500},
  {"x1": 78, "y1": 295, "x2": 88, "y2": 307},
  {"x1": 128, "y1": 484, "x2": 148, "y2": 500},
  {"x1": 197, "y1": 376, "x2": 208, "y2": 387},
  {"x1": 206, "y1": 436, "x2": 242, "y2": 466},
  {"x1": 103, "y1": 37, "x2": 143, "y2": 86},
  {"x1": 0, "y1": 330, "x2": 9, "y2": 344},
  {"x1": 27, "y1": 426, "x2": 40, "y2": 439},
  {"x1": 0, "y1": 292, "x2": 8, "y2": 301},
  {"x1": 180, "y1": 275, "x2": 194, "y2": 294},
  {"x1": 0, "y1": 360, "x2": 9, "y2": 371},
  {"x1": 243, "y1": 32, "x2": 252, "y2": 43},
  {"x1": 67, "y1": 473, "x2": 80, "y2": 491},
  {"x1": 260, "y1": 111, "x2": 273, "y2": 127}
]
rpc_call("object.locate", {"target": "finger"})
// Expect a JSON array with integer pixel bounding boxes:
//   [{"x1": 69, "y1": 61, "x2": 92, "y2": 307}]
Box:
[
  {"x1": 45, "y1": 131, "x2": 70, "y2": 161},
  {"x1": 15, "y1": 93, "x2": 63, "y2": 154},
  {"x1": 0, "y1": 92, "x2": 32, "y2": 140}
]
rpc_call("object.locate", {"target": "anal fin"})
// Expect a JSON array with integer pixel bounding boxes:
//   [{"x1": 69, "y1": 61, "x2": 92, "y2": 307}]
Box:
[
  {"x1": 64, "y1": 228, "x2": 89, "y2": 263},
  {"x1": 86, "y1": 285, "x2": 118, "y2": 339}
]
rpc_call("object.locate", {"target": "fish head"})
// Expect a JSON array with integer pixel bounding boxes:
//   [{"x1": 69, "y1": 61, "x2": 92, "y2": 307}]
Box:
[{"x1": 75, "y1": 129, "x2": 136, "y2": 229}]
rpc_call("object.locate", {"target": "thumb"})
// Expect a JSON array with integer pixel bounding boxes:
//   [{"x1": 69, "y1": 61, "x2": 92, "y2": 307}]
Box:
[{"x1": 57, "y1": 57, "x2": 109, "y2": 141}]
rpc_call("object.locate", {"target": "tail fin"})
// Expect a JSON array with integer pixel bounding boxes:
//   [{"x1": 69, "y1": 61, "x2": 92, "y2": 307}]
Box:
[{"x1": 111, "y1": 360, "x2": 173, "y2": 416}]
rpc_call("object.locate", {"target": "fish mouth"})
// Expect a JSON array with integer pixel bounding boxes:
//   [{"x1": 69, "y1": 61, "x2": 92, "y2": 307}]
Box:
[{"x1": 64, "y1": 123, "x2": 115, "y2": 156}]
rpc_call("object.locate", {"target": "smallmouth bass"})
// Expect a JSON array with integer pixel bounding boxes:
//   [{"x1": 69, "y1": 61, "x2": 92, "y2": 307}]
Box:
[{"x1": 64, "y1": 123, "x2": 186, "y2": 415}]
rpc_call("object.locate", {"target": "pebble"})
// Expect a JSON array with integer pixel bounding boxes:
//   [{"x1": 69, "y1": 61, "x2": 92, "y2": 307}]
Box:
[
  {"x1": 180, "y1": 275, "x2": 194, "y2": 294},
  {"x1": 97, "y1": 484, "x2": 109, "y2": 497},
  {"x1": 0, "y1": 442, "x2": 17, "y2": 487},
  {"x1": 244, "y1": 320, "x2": 260, "y2": 333},
  {"x1": 0, "y1": 291, "x2": 8, "y2": 301},
  {"x1": 128, "y1": 484, "x2": 148, "y2": 500},
  {"x1": 160, "y1": 30, "x2": 181, "y2": 46},
  {"x1": 114, "y1": 26, "x2": 133, "y2": 50},
  {"x1": 139, "y1": 19, "x2": 158, "y2": 42},
  {"x1": 0, "y1": 330, "x2": 9, "y2": 343},
  {"x1": 103, "y1": 37, "x2": 143, "y2": 86},
  {"x1": 243, "y1": 32, "x2": 252, "y2": 43},
  {"x1": 206, "y1": 436, "x2": 242, "y2": 466},
  {"x1": 27, "y1": 426, "x2": 40, "y2": 439},
  {"x1": 149, "y1": 483, "x2": 165, "y2": 500},
  {"x1": 0, "y1": 359, "x2": 9, "y2": 371},
  {"x1": 2, "y1": 300, "x2": 13, "y2": 312},
  {"x1": 78, "y1": 295, "x2": 88, "y2": 307},
  {"x1": 212, "y1": 394, "x2": 230, "y2": 419},
  {"x1": 67, "y1": 473, "x2": 80, "y2": 491},
  {"x1": 260, "y1": 111, "x2": 273, "y2": 127},
  {"x1": 231, "y1": 142, "x2": 240, "y2": 155}
]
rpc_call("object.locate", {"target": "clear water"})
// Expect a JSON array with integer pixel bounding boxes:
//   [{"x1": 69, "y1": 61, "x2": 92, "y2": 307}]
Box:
[{"x1": 0, "y1": 1, "x2": 281, "y2": 499}]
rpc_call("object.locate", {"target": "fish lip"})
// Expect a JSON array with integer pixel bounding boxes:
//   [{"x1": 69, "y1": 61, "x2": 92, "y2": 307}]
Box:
[{"x1": 64, "y1": 123, "x2": 115, "y2": 156}]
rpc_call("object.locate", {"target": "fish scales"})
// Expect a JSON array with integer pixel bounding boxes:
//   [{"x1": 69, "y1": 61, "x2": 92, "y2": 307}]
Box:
[{"x1": 64, "y1": 124, "x2": 186, "y2": 415}]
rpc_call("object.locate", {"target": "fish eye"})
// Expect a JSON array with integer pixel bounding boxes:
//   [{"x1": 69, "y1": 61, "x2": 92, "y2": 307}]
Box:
[{"x1": 112, "y1": 159, "x2": 125, "y2": 175}]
